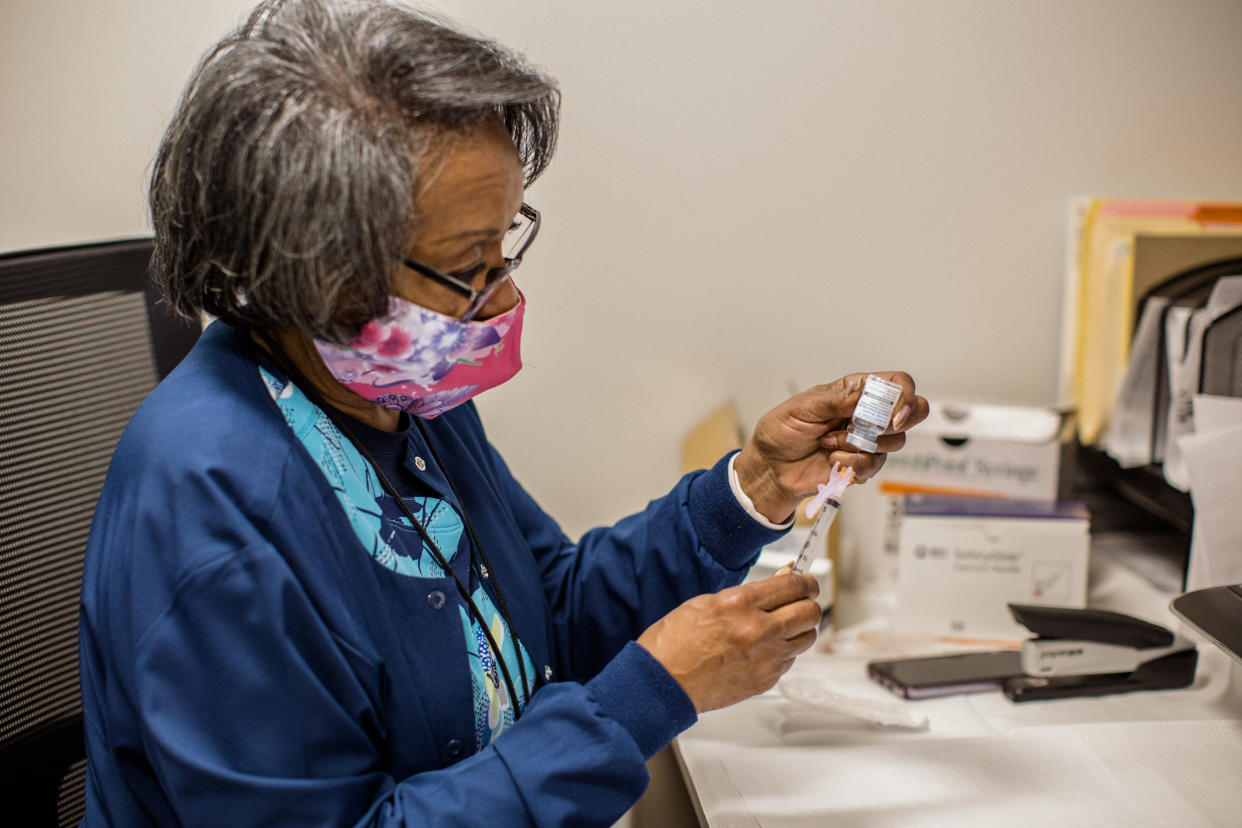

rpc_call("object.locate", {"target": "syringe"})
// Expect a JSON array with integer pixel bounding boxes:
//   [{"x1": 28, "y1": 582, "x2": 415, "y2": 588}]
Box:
[{"x1": 791, "y1": 461, "x2": 855, "y2": 575}]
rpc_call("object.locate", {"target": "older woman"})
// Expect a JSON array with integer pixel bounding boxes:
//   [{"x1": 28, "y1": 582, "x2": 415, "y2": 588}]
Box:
[{"x1": 79, "y1": 1, "x2": 927, "y2": 825}]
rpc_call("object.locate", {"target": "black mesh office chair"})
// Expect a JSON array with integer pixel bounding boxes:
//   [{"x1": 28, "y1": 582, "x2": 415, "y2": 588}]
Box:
[{"x1": 0, "y1": 239, "x2": 200, "y2": 827}]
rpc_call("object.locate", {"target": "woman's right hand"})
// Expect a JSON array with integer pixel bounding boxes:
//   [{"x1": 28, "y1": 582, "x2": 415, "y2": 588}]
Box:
[{"x1": 636, "y1": 573, "x2": 821, "y2": 713}]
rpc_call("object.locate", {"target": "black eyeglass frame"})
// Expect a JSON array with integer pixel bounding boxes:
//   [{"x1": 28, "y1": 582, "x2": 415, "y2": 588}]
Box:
[{"x1": 402, "y1": 202, "x2": 540, "y2": 322}]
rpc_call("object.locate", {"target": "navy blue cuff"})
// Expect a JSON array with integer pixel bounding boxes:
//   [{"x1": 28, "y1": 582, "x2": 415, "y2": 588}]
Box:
[
  {"x1": 587, "y1": 641, "x2": 697, "y2": 760},
  {"x1": 687, "y1": 451, "x2": 790, "y2": 570}
]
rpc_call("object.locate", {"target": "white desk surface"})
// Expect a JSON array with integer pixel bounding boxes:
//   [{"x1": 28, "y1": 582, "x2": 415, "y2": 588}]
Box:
[{"x1": 674, "y1": 554, "x2": 1242, "y2": 827}]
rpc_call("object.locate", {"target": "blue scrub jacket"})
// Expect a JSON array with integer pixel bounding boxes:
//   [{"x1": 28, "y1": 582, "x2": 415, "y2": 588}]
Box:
[{"x1": 78, "y1": 321, "x2": 785, "y2": 826}]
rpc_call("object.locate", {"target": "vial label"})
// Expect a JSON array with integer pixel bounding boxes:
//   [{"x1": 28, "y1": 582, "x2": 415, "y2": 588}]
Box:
[{"x1": 853, "y1": 376, "x2": 902, "y2": 427}]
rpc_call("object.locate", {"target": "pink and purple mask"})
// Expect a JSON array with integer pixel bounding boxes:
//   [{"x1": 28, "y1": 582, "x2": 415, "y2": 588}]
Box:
[{"x1": 314, "y1": 291, "x2": 525, "y2": 419}]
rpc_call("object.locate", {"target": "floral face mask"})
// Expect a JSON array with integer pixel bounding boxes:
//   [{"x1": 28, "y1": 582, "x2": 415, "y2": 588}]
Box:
[{"x1": 313, "y1": 290, "x2": 524, "y2": 419}]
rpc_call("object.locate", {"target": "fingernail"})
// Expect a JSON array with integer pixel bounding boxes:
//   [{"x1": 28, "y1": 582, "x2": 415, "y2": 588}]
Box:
[
  {"x1": 893, "y1": 404, "x2": 911, "y2": 429},
  {"x1": 824, "y1": 434, "x2": 838, "y2": 450}
]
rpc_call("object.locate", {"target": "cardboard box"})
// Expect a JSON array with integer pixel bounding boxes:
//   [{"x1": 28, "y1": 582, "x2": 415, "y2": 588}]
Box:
[
  {"x1": 894, "y1": 496, "x2": 1090, "y2": 642},
  {"x1": 841, "y1": 401, "x2": 1075, "y2": 588}
]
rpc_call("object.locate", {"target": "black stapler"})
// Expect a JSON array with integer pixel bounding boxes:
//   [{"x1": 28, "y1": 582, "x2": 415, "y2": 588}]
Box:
[{"x1": 1002, "y1": 603, "x2": 1198, "y2": 703}]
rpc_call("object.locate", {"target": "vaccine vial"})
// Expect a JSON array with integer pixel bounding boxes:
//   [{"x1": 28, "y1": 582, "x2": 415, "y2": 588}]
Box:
[{"x1": 846, "y1": 375, "x2": 902, "y2": 453}]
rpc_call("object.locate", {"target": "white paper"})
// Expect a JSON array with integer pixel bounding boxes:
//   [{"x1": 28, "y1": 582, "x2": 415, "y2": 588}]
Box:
[
  {"x1": 1100, "y1": 295, "x2": 1167, "y2": 468},
  {"x1": 1163, "y1": 277, "x2": 1242, "y2": 489},
  {"x1": 1193, "y1": 393, "x2": 1242, "y2": 435},
  {"x1": 716, "y1": 730, "x2": 1155, "y2": 827},
  {"x1": 1179, "y1": 410, "x2": 1242, "y2": 590},
  {"x1": 685, "y1": 718, "x2": 1242, "y2": 828},
  {"x1": 1154, "y1": 303, "x2": 1195, "y2": 466},
  {"x1": 1059, "y1": 720, "x2": 1242, "y2": 828}
]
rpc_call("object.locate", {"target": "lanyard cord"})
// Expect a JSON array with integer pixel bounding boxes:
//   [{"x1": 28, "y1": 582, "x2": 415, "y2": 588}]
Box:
[
  {"x1": 414, "y1": 417, "x2": 532, "y2": 704},
  {"x1": 251, "y1": 330, "x2": 528, "y2": 720}
]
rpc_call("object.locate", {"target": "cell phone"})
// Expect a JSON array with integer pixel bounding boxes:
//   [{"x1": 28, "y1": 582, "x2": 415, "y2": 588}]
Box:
[{"x1": 867, "y1": 650, "x2": 1024, "y2": 699}]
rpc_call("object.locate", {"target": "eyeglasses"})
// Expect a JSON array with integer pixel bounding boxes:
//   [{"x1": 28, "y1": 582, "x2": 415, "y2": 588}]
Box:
[{"x1": 402, "y1": 202, "x2": 540, "y2": 322}]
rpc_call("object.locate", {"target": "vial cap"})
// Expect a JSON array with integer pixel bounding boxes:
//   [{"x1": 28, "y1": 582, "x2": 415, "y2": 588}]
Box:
[{"x1": 845, "y1": 431, "x2": 878, "y2": 453}]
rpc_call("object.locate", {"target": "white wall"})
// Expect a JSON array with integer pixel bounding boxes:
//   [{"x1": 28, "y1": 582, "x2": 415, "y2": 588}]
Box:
[{"x1": 5, "y1": 0, "x2": 1242, "y2": 537}]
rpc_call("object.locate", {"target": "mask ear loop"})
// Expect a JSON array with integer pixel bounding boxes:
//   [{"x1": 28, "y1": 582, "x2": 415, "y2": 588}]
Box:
[{"x1": 249, "y1": 329, "x2": 530, "y2": 721}]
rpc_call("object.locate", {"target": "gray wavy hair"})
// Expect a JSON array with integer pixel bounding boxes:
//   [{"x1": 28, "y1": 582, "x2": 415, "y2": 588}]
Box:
[{"x1": 149, "y1": 0, "x2": 559, "y2": 342}]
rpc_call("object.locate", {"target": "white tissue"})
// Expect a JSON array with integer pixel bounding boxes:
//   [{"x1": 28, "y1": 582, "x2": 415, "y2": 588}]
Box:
[{"x1": 778, "y1": 675, "x2": 928, "y2": 729}]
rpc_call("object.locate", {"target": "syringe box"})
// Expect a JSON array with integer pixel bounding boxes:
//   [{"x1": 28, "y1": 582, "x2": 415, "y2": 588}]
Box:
[
  {"x1": 842, "y1": 402, "x2": 1074, "y2": 588},
  {"x1": 893, "y1": 495, "x2": 1089, "y2": 642}
]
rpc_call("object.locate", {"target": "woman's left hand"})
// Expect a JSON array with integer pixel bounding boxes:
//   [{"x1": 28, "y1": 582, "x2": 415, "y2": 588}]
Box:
[{"x1": 733, "y1": 372, "x2": 929, "y2": 524}]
